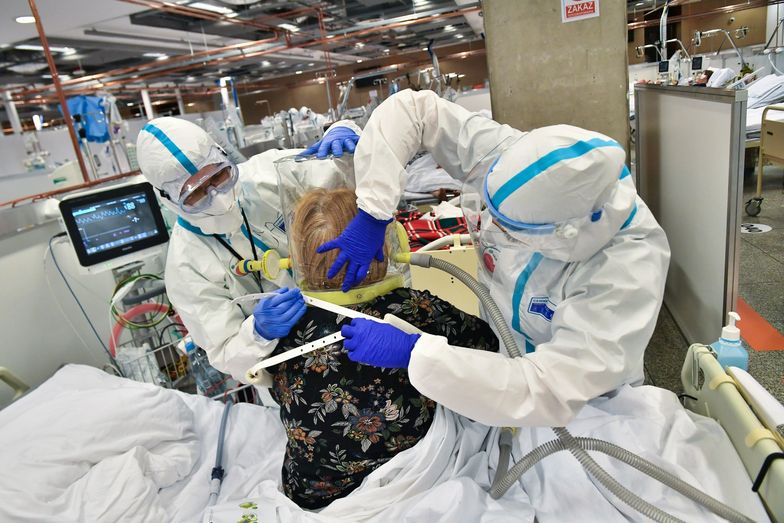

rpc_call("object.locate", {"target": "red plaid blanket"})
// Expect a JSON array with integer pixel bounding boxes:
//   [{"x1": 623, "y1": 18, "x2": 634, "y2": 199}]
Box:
[{"x1": 396, "y1": 210, "x2": 468, "y2": 251}]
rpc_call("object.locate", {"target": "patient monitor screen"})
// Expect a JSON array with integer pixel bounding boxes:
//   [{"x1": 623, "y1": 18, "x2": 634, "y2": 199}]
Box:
[
  {"x1": 60, "y1": 182, "x2": 169, "y2": 267},
  {"x1": 73, "y1": 192, "x2": 159, "y2": 254}
]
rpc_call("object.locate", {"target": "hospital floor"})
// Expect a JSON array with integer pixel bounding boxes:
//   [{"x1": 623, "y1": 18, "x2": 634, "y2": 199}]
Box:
[{"x1": 643, "y1": 166, "x2": 784, "y2": 402}]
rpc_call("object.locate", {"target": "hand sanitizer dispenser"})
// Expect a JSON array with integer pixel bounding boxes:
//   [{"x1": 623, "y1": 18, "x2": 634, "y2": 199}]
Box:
[{"x1": 710, "y1": 312, "x2": 749, "y2": 371}]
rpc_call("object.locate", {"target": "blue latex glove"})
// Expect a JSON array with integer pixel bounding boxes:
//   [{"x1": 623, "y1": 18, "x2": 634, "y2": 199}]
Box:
[
  {"x1": 253, "y1": 288, "x2": 306, "y2": 339},
  {"x1": 317, "y1": 209, "x2": 391, "y2": 292},
  {"x1": 341, "y1": 318, "x2": 421, "y2": 368},
  {"x1": 300, "y1": 126, "x2": 359, "y2": 159}
]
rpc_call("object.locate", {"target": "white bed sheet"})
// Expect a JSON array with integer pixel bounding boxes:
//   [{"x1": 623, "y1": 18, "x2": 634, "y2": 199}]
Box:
[
  {"x1": 405, "y1": 153, "x2": 462, "y2": 194},
  {"x1": 0, "y1": 364, "x2": 285, "y2": 523},
  {"x1": 0, "y1": 365, "x2": 770, "y2": 523},
  {"x1": 746, "y1": 105, "x2": 784, "y2": 134}
]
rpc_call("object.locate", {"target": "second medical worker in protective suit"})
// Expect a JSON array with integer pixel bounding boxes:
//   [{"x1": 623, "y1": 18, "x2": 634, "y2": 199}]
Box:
[
  {"x1": 319, "y1": 89, "x2": 671, "y2": 428},
  {"x1": 136, "y1": 117, "x2": 359, "y2": 383}
]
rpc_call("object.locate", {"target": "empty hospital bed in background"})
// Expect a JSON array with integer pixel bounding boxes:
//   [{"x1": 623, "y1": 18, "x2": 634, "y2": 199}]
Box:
[{"x1": 745, "y1": 104, "x2": 784, "y2": 216}]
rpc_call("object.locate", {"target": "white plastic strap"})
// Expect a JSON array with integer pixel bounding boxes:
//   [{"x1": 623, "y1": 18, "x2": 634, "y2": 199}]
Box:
[
  {"x1": 246, "y1": 331, "x2": 345, "y2": 382},
  {"x1": 302, "y1": 295, "x2": 379, "y2": 321}
]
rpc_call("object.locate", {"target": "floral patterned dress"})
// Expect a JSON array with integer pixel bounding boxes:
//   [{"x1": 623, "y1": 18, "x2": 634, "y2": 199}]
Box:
[{"x1": 267, "y1": 288, "x2": 498, "y2": 510}]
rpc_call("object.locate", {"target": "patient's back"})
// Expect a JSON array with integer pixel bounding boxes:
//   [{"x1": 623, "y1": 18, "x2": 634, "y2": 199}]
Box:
[{"x1": 268, "y1": 287, "x2": 498, "y2": 510}]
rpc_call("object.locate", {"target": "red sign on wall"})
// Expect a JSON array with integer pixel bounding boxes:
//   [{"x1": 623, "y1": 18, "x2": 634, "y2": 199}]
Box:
[{"x1": 561, "y1": 0, "x2": 600, "y2": 23}]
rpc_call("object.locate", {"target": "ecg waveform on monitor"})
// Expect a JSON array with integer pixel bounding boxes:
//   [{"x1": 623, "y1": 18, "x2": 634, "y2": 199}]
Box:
[{"x1": 75, "y1": 205, "x2": 135, "y2": 226}]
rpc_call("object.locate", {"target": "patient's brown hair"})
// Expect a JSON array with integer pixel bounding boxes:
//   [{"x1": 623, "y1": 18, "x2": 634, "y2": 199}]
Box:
[{"x1": 291, "y1": 188, "x2": 388, "y2": 290}]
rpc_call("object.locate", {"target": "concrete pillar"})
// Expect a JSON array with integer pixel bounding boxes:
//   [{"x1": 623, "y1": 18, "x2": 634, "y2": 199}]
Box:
[
  {"x1": 483, "y1": 0, "x2": 630, "y2": 149},
  {"x1": 141, "y1": 89, "x2": 155, "y2": 120},
  {"x1": 2, "y1": 91, "x2": 23, "y2": 134}
]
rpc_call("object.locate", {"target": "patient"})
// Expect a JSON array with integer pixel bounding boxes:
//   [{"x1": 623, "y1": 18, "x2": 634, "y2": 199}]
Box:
[{"x1": 266, "y1": 188, "x2": 498, "y2": 510}]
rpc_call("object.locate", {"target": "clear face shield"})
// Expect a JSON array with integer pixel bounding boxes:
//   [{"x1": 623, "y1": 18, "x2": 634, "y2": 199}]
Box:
[{"x1": 274, "y1": 154, "x2": 409, "y2": 305}]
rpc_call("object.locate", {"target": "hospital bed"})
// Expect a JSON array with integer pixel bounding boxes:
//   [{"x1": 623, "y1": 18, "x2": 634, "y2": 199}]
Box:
[
  {"x1": 414, "y1": 236, "x2": 784, "y2": 523},
  {"x1": 683, "y1": 345, "x2": 784, "y2": 520},
  {"x1": 745, "y1": 104, "x2": 784, "y2": 216},
  {"x1": 1, "y1": 237, "x2": 781, "y2": 522},
  {"x1": 740, "y1": 74, "x2": 784, "y2": 215}
]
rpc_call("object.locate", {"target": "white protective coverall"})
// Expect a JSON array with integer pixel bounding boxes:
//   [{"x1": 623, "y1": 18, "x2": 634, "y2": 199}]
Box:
[
  {"x1": 137, "y1": 117, "x2": 360, "y2": 384},
  {"x1": 353, "y1": 89, "x2": 671, "y2": 427}
]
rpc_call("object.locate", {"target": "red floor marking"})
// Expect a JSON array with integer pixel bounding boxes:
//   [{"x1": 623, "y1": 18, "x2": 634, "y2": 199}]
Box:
[{"x1": 736, "y1": 298, "x2": 784, "y2": 351}]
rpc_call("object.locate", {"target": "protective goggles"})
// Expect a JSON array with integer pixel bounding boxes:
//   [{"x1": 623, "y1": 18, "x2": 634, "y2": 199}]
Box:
[{"x1": 177, "y1": 147, "x2": 238, "y2": 213}]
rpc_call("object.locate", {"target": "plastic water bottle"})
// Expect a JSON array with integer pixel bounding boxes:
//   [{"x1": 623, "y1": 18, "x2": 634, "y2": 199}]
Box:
[
  {"x1": 710, "y1": 312, "x2": 749, "y2": 371},
  {"x1": 185, "y1": 340, "x2": 228, "y2": 396}
]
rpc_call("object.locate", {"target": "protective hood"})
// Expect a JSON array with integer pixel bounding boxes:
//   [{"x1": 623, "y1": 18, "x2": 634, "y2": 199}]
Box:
[
  {"x1": 136, "y1": 116, "x2": 242, "y2": 234},
  {"x1": 463, "y1": 124, "x2": 635, "y2": 263}
]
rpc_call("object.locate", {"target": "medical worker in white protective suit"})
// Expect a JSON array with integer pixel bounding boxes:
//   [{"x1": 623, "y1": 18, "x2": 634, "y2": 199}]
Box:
[
  {"x1": 136, "y1": 117, "x2": 360, "y2": 383},
  {"x1": 319, "y1": 89, "x2": 671, "y2": 427}
]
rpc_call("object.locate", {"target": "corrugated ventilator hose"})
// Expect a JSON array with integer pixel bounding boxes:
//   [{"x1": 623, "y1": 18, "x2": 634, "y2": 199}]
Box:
[{"x1": 408, "y1": 253, "x2": 755, "y2": 523}]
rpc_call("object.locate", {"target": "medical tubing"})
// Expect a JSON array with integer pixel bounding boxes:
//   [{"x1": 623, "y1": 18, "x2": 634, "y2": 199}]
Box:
[
  {"x1": 208, "y1": 397, "x2": 234, "y2": 507},
  {"x1": 490, "y1": 437, "x2": 754, "y2": 523},
  {"x1": 48, "y1": 235, "x2": 114, "y2": 362},
  {"x1": 408, "y1": 254, "x2": 689, "y2": 523},
  {"x1": 408, "y1": 254, "x2": 520, "y2": 357},
  {"x1": 491, "y1": 428, "x2": 515, "y2": 493},
  {"x1": 769, "y1": 52, "x2": 784, "y2": 75},
  {"x1": 554, "y1": 427, "x2": 686, "y2": 523},
  {"x1": 582, "y1": 439, "x2": 755, "y2": 523}
]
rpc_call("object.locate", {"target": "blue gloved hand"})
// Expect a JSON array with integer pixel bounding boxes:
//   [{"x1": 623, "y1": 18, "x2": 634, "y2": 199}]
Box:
[
  {"x1": 300, "y1": 126, "x2": 359, "y2": 159},
  {"x1": 253, "y1": 288, "x2": 306, "y2": 340},
  {"x1": 317, "y1": 209, "x2": 391, "y2": 292},
  {"x1": 341, "y1": 318, "x2": 421, "y2": 368}
]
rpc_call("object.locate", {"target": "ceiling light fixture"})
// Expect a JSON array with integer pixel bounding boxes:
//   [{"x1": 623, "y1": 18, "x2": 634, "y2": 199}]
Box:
[
  {"x1": 262, "y1": 60, "x2": 271, "y2": 66},
  {"x1": 15, "y1": 15, "x2": 35, "y2": 24},
  {"x1": 126, "y1": 102, "x2": 135, "y2": 106},
  {"x1": 327, "y1": 35, "x2": 335, "y2": 39},
  {"x1": 144, "y1": 52, "x2": 167, "y2": 58},
  {"x1": 16, "y1": 44, "x2": 76, "y2": 54},
  {"x1": 156, "y1": 55, "x2": 169, "y2": 61},
  {"x1": 188, "y1": 2, "x2": 234, "y2": 15},
  {"x1": 356, "y1": 59, "x2": 363, "y2": 63},
  {"x1": 295, "y1": 70, "x2": 303, "y2": 74},
  {"x1": 455, "y1": 34, "x2": 464, "y2": 39},
  {"x1": 422, "y1": 47, "x2": 428, "y2": 51},
  {"x1": 355, "y1": 42, "x2": 365, "y2": 48},
  {"x1": 444, "y1": 25, "x2": 456, "y2": 32},
  {"x1": 308, "y1": 62, "x2": 315, "y2": 66},
  {"x1": 278, "y1": 23, "x2": 299, "y2": 33}
]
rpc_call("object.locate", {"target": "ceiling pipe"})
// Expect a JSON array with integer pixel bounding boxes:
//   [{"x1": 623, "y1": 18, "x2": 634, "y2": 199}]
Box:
[
  {"x1": 27, "y1": 0, "x2": 90, "y2": 183},
  {"x1": 316, "y1": 7, "x2": 335, "y2": 115},
  {"x1": 14, "y1": 34, "x2": 282, "y2": 98},
  {"x1": 628, "y1": 0, "x2": 784, "y2": 30},
  {"x1": 23, "y1": 43, "x2": 485, "y2": 107},
  {"x1": 118, "y1": 0, "x2": 283, "y2": 33},
  {"x1": 0, "y1": 171, "x2": 140, "y2": 208},
  {"x1": 12, "y1": 5, "x2": 480, "y2": 99}
]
